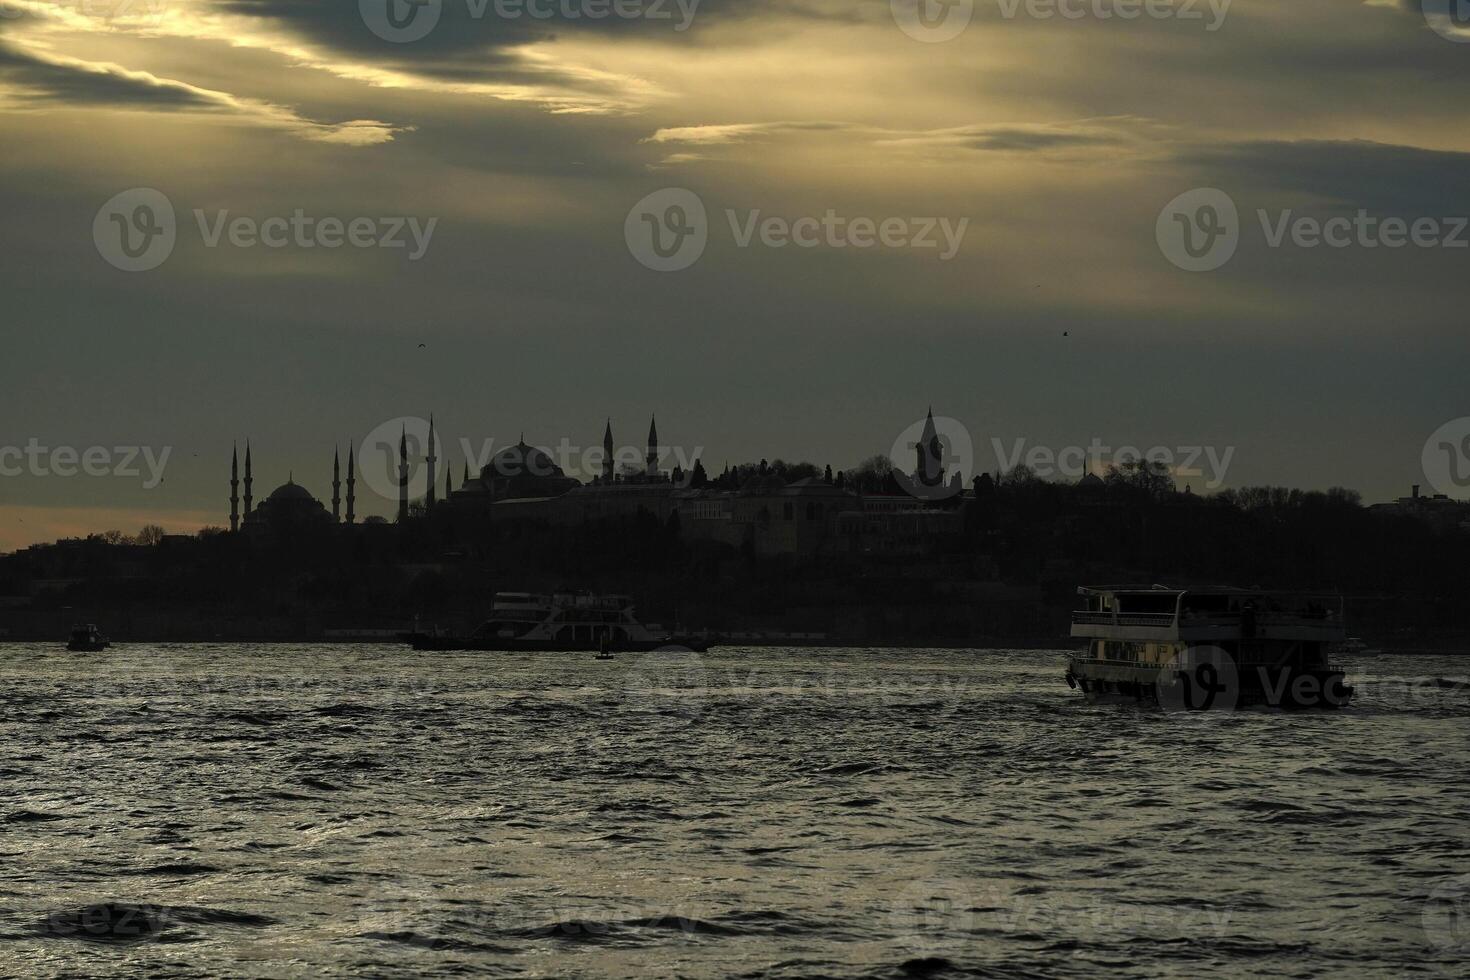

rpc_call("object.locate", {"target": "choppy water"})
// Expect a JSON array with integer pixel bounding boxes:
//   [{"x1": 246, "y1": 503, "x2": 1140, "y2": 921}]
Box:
[{"x1": 0, "y1": 644, "x2": 1467, "y2": 978}]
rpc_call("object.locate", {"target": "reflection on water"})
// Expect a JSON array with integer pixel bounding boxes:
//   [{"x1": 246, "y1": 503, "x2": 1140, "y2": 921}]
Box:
[{"x1": 0, "y1": 645, "x2": 1465, "y2": 977}]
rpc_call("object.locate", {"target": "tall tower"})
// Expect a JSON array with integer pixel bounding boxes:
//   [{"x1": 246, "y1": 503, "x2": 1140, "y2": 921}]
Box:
[
  {"x1": 229, "y1": 443, "x2": 240, "y2": 532},
  {"x1": 426, "y1": 414, "x2": 437, "y2": 510},
  {"x1": 397, "y1": 425, "x2": 409, "y2": 522},
  {"x1": 646, "y1": 415, "x2": 658, "y2": 477},
  {"x1": 603, "y1": 419, "x2": 614, "y2": 483},
  {"x1": 915, "y1": 407, "x2": 944, "y2": 488},
  {"x1": 243, "y1": 441, "x2": 254, "y2": 517},
  {"x1": 346, "y1": 445, "x2": 356, "y2": 524},
  {"x1": 332, "y1": 446, "x2": 342, "y2": 523},
  {"x1": 445, "y1": 461, "x2": 453, "y2": 500}
]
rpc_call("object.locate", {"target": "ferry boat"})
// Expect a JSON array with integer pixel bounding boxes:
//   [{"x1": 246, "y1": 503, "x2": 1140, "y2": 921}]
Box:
[
  {"x1": 66, "y1": 624, "x2": 110, "y2": 652},
  {"x1": 404, "y1": 591, "x2": 712, "y2": 653},
  {"x1": 1065, "y1": 586, "x2": 1353, "y2": 709}
]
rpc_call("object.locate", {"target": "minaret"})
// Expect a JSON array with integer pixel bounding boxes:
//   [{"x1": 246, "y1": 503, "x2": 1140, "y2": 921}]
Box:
[
  {"x1": 646, "y1": 415, "x2": 658, "y2": 477},
  {"x1": 444, "y1": 462, "x2": 453, "y2": 500},
  {"x1": 916, "y1": 407, "x2": 943, "y2": 488},
  {"x1": 397, "y1": 425, "x2": 409, "y2": 522},
  {"x1": 426, "y1": 414, "x2": 437, "y2": 510},
  {"x1": 332, "y1": 446, "x2": 342, "y2": 523},
  {"x1": 346, "y1": 445, "x2": 356, "y2": 524},
  {"x1": 462, "y1": 458, "x2": 470, "y2": 488},
  {"x1": 243, "y1": 441, "x2": 253, "y2": 517},
  {"x1": 603, "y1": 418, "x2": 614, "y2": 483},
  {"x1": 229, "y1": 443, "x2": 240, "y2": 532}
]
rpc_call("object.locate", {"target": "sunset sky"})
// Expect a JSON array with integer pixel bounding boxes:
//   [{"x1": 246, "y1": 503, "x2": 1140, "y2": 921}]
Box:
[{"x1": 1, "y1": 0, "x2": 1467, "y2": 550}]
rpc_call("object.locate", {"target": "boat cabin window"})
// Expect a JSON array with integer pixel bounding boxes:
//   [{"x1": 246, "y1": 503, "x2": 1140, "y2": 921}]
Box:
[
  {"x1": 1115, "y1": 593, "x2": 1176, "y2": 615},
  {"x1": 1180, "y1": 594, "x2": 1232, "y2": 616}
]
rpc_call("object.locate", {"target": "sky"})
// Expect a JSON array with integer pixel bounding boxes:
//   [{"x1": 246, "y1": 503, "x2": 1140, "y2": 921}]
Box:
[{"x1": 0, "y1": 0, "x2": 1467, "y2": 551}]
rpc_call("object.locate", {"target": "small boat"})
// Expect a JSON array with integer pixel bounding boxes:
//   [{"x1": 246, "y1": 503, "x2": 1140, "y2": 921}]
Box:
[
  {"x1": 1065, "y1": 586, "x2": 1353, "y2": 709},
  {"x1": 67, "y1": 624, "x2": 110, "y2": 652},
  {"x1": 405, "y1": 591, "x2": 712, "y2": 653}
]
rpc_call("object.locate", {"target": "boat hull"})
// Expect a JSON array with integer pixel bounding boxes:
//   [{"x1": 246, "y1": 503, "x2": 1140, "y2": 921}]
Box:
[
  {"x1": 66, "y1": 641, "x2": 110, "y2": 652},
  {"x1": 1065, "y1": 659, "x2": 1353, "y2": 709},
  {"x1": 404, "y1": 633, "x2": 710, "y2": 654}
]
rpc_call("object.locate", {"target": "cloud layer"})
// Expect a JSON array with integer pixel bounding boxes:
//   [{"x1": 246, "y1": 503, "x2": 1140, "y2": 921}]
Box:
[{"x1": 0, "y1": 0, "x2": 1467, "y2": 545}]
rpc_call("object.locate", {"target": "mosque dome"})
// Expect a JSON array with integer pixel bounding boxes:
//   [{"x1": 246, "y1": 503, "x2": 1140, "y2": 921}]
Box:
[
  {"x1": 266, "y1": 480, "x2": 315, "y2": 503},
  {"x1": 478, "y1": 437, "x2": 579, "y2": 500},
  {"x1": 245, "y1": 476, "x2": 331, "y2": 529},
  {"x1": 482, "y1": 439, "x2": 565, "y2": 482}
]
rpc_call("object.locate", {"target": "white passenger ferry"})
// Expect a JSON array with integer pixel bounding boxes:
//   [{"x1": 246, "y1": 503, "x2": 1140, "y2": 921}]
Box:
[
  {"x1": 1065, "y1": 585, "x2": 1353, "y2": 709},
  {"x1": 405, "y1": 591, "x2": 711, "y2": 653}
]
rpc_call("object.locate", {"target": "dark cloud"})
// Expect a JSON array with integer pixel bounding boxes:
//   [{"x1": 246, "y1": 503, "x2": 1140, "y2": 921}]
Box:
[
  {"x1": 963, "y1": 128, "x2": 1125, "y2": 152},
  {"x1": 1178, "y1": 139, "x2": 1470, "y2": 215},
  {"x1": 0, "y1": 43, "x2": 222, "y2": 109},
  {"x1": 213, "y1": 0, "x2": 852, "y2": 77}
]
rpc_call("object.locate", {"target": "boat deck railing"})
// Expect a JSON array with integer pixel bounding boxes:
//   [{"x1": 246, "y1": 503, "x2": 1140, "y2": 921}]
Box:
[
  {"x1": 1072, "y1": 611, "x2": 1342, "y2": 630},
  {"x1": 1071, "y1": 612, "x2": 1176, "y2": 627},
  {"x1": 1071, "y1": 655, "x2": 1349, "y2": 673}
]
